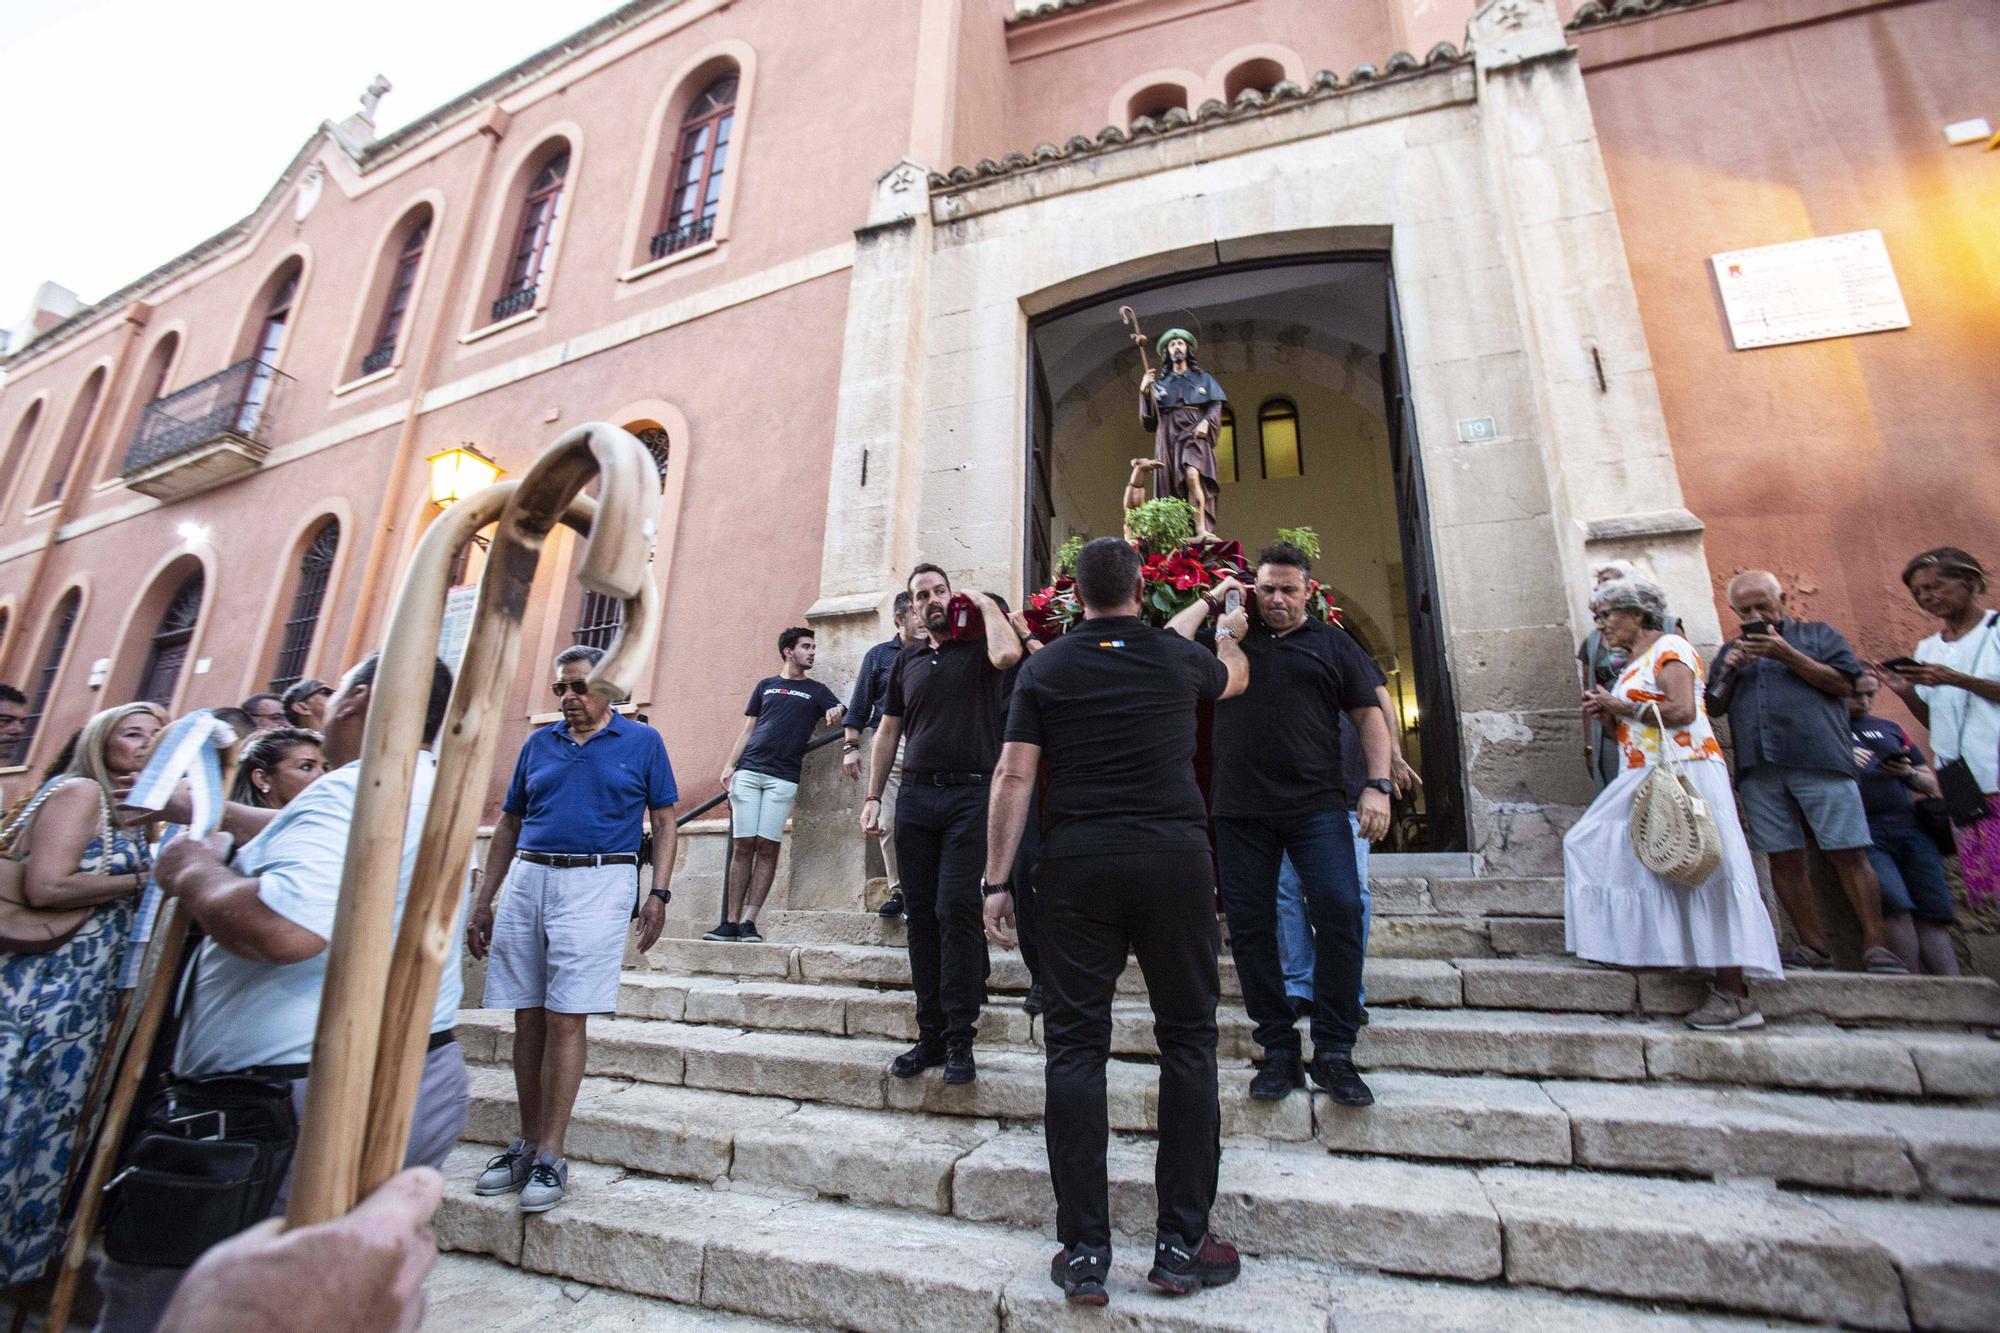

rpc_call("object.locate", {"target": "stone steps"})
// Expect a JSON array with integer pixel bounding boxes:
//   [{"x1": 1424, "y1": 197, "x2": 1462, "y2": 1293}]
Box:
[
  {"x1": 435, "y1": 1137, "x2": 2000, "y2": 1330},
  {"x1": 635, "y1": 936, "x2": 2000, "y2": 1028}
]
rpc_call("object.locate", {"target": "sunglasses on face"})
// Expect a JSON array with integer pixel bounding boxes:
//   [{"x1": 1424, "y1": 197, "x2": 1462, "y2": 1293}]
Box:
[{"x1": 551, "y1": 680, "x2": 593, "y2": 697}]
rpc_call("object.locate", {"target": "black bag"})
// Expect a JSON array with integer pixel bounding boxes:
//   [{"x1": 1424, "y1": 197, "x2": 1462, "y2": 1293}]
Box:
[
  {"x1": 103, "y1": 1074, "x2": 298, "y2": 1268},
  {"x1": 1915, "y1": 797, "x2": 1960, "y2": 858}
]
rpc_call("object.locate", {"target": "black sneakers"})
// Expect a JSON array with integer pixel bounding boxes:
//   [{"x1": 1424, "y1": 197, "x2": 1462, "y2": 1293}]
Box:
[
  {"x1": 942, "y1": 1045, "x2": 977, "y2": 1084},
  {"x1": 701, "y1": 921, "x2": 740, "y2": 942},
  {"x1": 1049, "y1": 1246, "x2": 1110, "y2": 1305},
  {"x1": 1309, "y1": 1053, "x2": 1374, "y2": 1106},
  {"x1": 1148, "y1": 1232, "x2": 1241, "y2": 1295},
  {"x1": 890, "y1": 1038, "x2": 947, "y2": 1078},
  {"x1": 738, "y1": 920, "x2": 763, "y2": 943},
  {"x1": 877, "y1": 892, "x2": 905, "y2": 918},
  {"x1": 1022, "y1": 982, "x2": 1044, "y2": 1016},
  {"x1": 1248, "y1": 1053, "x2": 1305, "y2": 1101}
]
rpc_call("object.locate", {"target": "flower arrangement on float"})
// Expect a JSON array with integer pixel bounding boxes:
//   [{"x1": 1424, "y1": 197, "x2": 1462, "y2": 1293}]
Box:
[{"x1": 1022, "y1": 498, "x2": 1341, "y2": 642}]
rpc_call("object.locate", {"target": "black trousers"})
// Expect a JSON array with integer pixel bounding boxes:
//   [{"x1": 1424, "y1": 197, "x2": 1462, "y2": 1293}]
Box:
[
  {"x1": 1038, "y1": 849, "x2": 1221, "y2": 1254},
  {"x1": 894, "y1": 782, "x2": 991, "y2": 1048},
  {"x1": 1008, "y1": 786, "x2": 1044, "y2": 983}
]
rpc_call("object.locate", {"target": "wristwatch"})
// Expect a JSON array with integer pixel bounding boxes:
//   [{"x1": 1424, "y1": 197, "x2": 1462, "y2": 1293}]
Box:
[
  {"x1": 1215, "y1": 625, "x2": 1238, "y2": 641},
  {"x1": 978, "y1": 878, "x2": 1011, "y2": 897},
  {"x1": 648, "y1": 887, "x2": 671, "y2": 905},
  {"x1": 1363, "y1": 778, "x2": 1395, "y2": 796}
]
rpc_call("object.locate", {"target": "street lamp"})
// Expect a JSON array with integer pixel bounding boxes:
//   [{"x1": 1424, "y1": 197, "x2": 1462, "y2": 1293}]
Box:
[{"x1": 425, "y1": 445, "x2": 502, "y2": 509}]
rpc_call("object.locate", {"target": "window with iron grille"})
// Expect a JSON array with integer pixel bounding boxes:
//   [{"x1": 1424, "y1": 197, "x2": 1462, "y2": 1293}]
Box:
[
  {"x1": 635, "y1": 426, "x2": 670, "y2": 478},
  {"x1": 653, "y1": 76, "x2": 735, "y2": 259},
  {"x1": 12, "y1": 591, "x2": 79, "y2": 766},
  {"x1": 237, "y1": 267, "x2": 298, "y2": 435},
  {"x1": 496, "y1": 151, "x2": 568, "y2": 321},
  {"x1": 138, "y1": 573, "x2": 204, "y2": 708},
  {"x1": 270, "y1": 521, "x2": 340, "y2": 692},
  {"x1": 573, "y1": 590, "x2": 623, "y2": 651},
  {"x1": 366, "y1": 218, "x2": 429, "y2": 374}
]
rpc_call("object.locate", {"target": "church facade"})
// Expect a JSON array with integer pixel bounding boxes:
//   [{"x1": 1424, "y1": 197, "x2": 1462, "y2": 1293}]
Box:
[{"x1": 0, "y1": 0, "x2": 1992, "y2": 927}]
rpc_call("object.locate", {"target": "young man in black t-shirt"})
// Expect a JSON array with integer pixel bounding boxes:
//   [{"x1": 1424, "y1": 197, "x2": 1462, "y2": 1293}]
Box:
[
  {"x1": 863, "y1": 564, "x2": 1022, "y2": 1085},
  {"x1": 1212, "y1": 543, "x2": 1393, "y2": 1108},
  {"x1": 984, "y1": 537, "x2": 1250, "y2": 1305},
  {"x1": 711, "y1": 627, "x2": 844, "y2": 942}
]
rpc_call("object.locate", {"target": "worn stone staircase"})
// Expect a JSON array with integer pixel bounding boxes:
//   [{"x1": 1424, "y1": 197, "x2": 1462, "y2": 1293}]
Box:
[{"x1": 428, "y1": 869, "x2": 2000, "y2": 1331}]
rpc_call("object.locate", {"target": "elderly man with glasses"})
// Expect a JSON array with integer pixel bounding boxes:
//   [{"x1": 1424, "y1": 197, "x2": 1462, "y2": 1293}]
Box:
[{"x1": 464, "y1": 644, "x2": 680, "y2": 1214}]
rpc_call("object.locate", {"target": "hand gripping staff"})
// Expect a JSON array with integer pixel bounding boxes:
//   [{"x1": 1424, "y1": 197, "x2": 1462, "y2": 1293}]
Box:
[
  {"x1": 47, "y1": 710, "x2": 242, "y2": 1332},
  {"x1": 285, "y1": 423, "x2": 661, "y2": 1227}
]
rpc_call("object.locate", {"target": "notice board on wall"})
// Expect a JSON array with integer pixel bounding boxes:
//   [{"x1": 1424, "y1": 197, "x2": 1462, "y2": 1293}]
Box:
[{"x1": 1710, "y1": 230, "x2": 1910, "y2": 350}]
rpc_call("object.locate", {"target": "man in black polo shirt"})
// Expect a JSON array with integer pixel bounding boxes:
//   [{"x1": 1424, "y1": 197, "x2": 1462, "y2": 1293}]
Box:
[
  {"x1": 983, "y1": 537, "x2": 1248, "y2": 1305},
  {"x1": 863, "y1": 563, "x2": 1022, "y2": 1084},
  {"x1": 1213, "y1": 542, "x2": 1392, "y2": 1107}
]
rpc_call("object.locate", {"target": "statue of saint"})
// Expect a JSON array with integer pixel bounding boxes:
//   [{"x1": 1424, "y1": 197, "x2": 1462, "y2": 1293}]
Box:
[{"x1": 1139, "y1": 327, "x2": 1225, "y2": 539}]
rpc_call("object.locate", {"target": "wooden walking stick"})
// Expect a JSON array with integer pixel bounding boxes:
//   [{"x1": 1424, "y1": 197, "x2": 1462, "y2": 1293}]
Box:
[
  {"x1": 1120, "y1": 305, "x2": 1152, "y2": 374},
  {"x1": 286, "y1": 423, "x2": 659, "y2": 1226},
  {"x1": 46, "y1": 716, "x2": 240, "y2": 1331}
]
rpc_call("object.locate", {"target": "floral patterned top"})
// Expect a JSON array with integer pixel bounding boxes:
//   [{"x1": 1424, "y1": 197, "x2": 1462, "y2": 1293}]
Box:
[{"x1": 1613, "y1": 634, "x2": 1726, "y2": 770}]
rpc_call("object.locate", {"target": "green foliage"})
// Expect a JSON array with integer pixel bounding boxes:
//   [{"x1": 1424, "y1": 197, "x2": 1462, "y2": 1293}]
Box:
[
  {"x1": 1275, "y1": 525, "x2": 1322, "y2": 561},
  {"x1": 1055, "y1": 534, "x2": 1085, "y2": 577},
  {"x1": 1127, "y1": 497, "x2": 1195, "y2": 554}
]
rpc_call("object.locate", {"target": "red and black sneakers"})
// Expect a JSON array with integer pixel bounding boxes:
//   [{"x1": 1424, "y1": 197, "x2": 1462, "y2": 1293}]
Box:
[
  {"x1": 1050, "y1": 1246, "x2": 1110, "y2": 1305},
  {"x1": 1147, "y1": 1232, "x2": 1241, "y2": 1295}
]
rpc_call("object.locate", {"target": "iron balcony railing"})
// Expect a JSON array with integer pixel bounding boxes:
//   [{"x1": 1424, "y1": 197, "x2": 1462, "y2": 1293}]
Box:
[
  {"x1": 123, "y1": 356, "x2": 293, "y2": 476},
  {"x1": 490, "y1": 286, "x2": 537, "y2": 322},
  {"x1": 360, "y1": 342, "x2": 396, "y2": 375},
  {"x1": 649, "y1": 215, "x2": 715, "y2": 261}
]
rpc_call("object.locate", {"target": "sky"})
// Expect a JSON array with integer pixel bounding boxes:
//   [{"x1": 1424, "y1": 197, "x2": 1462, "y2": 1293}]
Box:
[{"x1": 0, "y1": 0, "x2": 623, "y2": 322}]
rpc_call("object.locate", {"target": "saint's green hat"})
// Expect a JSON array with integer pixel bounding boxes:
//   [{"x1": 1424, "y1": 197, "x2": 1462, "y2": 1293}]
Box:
[{"x1": 1155, "y1": 327, "x2": 1196, "y2": 359}]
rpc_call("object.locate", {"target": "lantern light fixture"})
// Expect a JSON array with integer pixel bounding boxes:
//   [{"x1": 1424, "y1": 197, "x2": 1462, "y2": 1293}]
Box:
[{"x1": 426, "y1": 444, "x2": 502, "y2": 509}]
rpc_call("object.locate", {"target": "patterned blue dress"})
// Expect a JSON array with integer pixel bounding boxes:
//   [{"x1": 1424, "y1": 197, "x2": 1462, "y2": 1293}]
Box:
[{"x1": 0, "y1": 783, "x2": 146, "y2": 1284}]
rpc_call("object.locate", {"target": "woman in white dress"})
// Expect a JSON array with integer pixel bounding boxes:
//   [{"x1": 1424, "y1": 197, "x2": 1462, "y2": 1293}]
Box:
[{"x1": 1563, "y1": 577, "x2": 1784, "y2": 1030}]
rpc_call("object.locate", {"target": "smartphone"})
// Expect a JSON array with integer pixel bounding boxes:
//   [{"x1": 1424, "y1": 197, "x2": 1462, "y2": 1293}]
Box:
[
  {"x1": 1222, "y1": 587, "x2": 1242, "y2": 616},
  {"x1": 1739, "y1": 620, "x2": 1771, "y2": 638},
  {"x1": 1878, "y1": 656, "x2": 1921, "y2": 672}
]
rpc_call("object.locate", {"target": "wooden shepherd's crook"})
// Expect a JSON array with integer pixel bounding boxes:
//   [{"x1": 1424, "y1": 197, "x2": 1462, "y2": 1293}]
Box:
[
  {"x1": 286, "y1": 423, "x2": 660, "y2": 1226},
  {"x1": 1119, "y1": 305, "x2": 1152, "y2": 374}
]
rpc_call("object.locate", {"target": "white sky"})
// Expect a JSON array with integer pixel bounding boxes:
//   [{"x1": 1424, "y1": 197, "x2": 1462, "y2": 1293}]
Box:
[{"x1": 0, "y1": 0, "x2": 621, "y2": 321}]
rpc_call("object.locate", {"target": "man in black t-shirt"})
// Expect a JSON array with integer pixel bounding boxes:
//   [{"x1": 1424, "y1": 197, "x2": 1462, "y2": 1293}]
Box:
[
  {"x1": 863, "y1": 564, "x2": 1022, "y2": 1085},
  {"x1": 984, "y1": 537, "x2": 1249, "y2": 1305},
  {"x1": 1212, "y1": 543, "x2": 1392, "y2": 1108},
  {"x1": 711, "y1": 627, "x2": 844, "y2": 942}
]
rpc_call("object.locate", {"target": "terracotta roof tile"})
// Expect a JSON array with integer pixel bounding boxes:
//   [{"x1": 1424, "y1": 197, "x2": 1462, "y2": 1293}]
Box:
[{"x1": 1568, "y1": 0, "x2": 1736, "y2": 31}]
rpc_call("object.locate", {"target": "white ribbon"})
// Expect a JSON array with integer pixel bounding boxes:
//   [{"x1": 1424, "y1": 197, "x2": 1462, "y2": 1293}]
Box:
[{"x1": 118, "y1": 710, "x2": 238, "y2": 989}]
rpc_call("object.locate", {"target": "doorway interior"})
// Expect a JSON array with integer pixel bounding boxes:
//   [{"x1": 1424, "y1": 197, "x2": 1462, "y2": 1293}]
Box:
[{"x1": 1025, "y1": 256, "x2": 1465, "y2": 851}]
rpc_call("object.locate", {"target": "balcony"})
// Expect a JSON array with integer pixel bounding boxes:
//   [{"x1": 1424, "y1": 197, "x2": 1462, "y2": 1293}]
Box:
[
  {"x1": 649, "y1": 215, "x2": 715, "y2": 261},
  {"x1": 490, "y1": 286, "x2": 536, "y2": 323},
  {"x1": 121, "y1": 357, "x2": 293, "y2": 503}
]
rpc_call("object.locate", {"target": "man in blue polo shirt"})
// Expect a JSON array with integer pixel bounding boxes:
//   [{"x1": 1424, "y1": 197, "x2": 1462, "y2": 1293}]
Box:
[{"x1": 465, "y1": 644, "x2": 679, "y2": 1214}]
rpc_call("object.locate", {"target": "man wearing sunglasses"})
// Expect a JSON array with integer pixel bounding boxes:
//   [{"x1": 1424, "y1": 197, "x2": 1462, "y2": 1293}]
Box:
[{"x1": 465, "y1": 644, "x2": 679, "y2": 1215}]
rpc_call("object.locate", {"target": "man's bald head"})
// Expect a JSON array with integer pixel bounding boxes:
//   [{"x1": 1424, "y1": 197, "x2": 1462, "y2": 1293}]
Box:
[
  {"x1": 1727, "y1": 570, "x2": 1783, "y2": 602},
  {"x1": 1726, "y1": 570, "x2": 1787, "y2": 627}
]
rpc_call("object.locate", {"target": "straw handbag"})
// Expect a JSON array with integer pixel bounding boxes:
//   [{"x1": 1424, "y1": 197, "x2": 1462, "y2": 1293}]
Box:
[
  {"x1": 1627, "y1": 702, "x2": 1723, "y2": 887},
  {"x1": 0, "y1": 781, "x2": 113, "y2": 954}
]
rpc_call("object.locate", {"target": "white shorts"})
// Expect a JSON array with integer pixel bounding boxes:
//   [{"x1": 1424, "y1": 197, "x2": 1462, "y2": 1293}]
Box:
[
  {"x1": 730, "y1": 769, "x2": 799, "y2": 841},
  {"x1": 482, "y1": 859, "x2": 636, "y2": 1014}
]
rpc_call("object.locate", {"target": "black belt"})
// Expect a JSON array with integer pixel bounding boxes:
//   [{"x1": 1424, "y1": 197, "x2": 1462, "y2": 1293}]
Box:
[
  {"x1": 235, "y1": 1028, "x2": 458, "y2": 1083},
  {"x1": 519, "y1": 851, "x2": 639, "y2": 868},
  {"x1": 904, "y1": 770, "x2": 990, "y2": 786}
]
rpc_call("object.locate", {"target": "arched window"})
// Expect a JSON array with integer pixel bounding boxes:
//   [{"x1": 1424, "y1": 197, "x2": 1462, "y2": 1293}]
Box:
[
  {"x1": 495, "y1": 150, "x2": 568, "y2": 321},
  {"x1": 1258, "y1": 398, "x2": 1302, "y2": 480},
  {"x1": 1215, "y1": 406, "x2": 1238, "y2": 484},
  {"x1": 654, "y1": 76, "x2": 736, "y2": 259},
  {"x1": 1127, "y1": 83, "x2": 1188, "y2": 124},
  {"x1": 137, "y1": 573, "x2": 204, "y2": 708},
  {"x1": 0, "y1": 607, "x2": 8, "y2": 658},
  {"x1": 270, "y1": 520, "x2": 340, "y2": 691},
  {"x1": 36, "y1": 367, "x2": 106, "y2": 507},
  {"x1": 0, "y1": 400, "x2": 44, "y2": 514},
  {"x1": 237, "y1": 265, "x2": 299, "y2": 435},
  {"x1": 12, "y1": 590, "x2": 79, "y2": 765},
  {"x1": 364, "y1": 215, "x2": 430, "y2": 375},
  {"x1": 1224, "y1": 59, "x2": 1287, "y2": 101},
  {"x1": 107, "y1": 332, "x2": 180, "y2": 482},
  {"x1": 634, "y1": 425, "x2": 670, "y2": 479}
]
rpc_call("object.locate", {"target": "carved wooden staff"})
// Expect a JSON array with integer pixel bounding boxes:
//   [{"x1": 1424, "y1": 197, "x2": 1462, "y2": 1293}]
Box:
[
  {"x1": 1120, "y1": 305, "x2": 1152, "y2": 374},
  {"x1": 285, "y1": 423, "x2": 658, "y2": 1226}
]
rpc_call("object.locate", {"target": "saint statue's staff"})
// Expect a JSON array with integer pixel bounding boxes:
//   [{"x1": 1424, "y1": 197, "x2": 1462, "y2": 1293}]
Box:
[{"x1": 288, "y1": 422, "x2": 660, "y2": 1225}]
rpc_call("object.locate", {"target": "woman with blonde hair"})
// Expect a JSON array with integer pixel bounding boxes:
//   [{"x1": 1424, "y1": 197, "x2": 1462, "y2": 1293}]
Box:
[
  {"x1": 1563, "y1": 578, "x2": 1783, "y2": 1031},
  {"x1": 228, "y1": 726, "x2": 325, "y2": 810},
  {"x1": 0, "y1": 702, "x2": 164, "y2": 1286}
]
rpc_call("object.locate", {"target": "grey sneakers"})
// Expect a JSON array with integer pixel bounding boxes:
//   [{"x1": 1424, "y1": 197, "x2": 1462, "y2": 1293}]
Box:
[
  {"x1": 1684, "y1": 987, "x2": 1765, "y2": 1031},
  {"x1": 519, "y1": 1152, "x2": 569, "y2": 1213},
  {"x1": 474, "y1": 1139, "x2": 533, "y2": 1196}
]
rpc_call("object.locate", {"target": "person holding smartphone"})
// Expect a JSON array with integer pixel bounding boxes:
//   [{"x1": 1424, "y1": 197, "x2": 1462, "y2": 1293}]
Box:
[
  {"x1": 1873, "y1": 547, "x2": 2000, "y2": 912},
  {"x1": 1706, "y1": 572, "x2": 1904, "y2": 973}
]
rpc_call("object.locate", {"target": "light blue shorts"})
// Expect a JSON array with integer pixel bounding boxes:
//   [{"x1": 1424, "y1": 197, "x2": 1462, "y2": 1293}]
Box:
[
  {"x1": 482, "y1": 859, "x2": 635, "y2": 1014},
  {"x1": 1737, "y1": 765, "x2": 1871, "y2": 854},
  {"x1": 730, "y1": 769, "x2": 799, "y2": 841}
]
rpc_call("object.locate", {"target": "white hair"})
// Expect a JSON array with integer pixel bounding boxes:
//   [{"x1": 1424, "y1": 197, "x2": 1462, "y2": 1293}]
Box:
[
  {"x1": 1593, "y1": 558, "x2": 1634, "y2": 582},
  {"x1": 1591, "y1": 576, "x2": 1669, "y2": 630}
]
